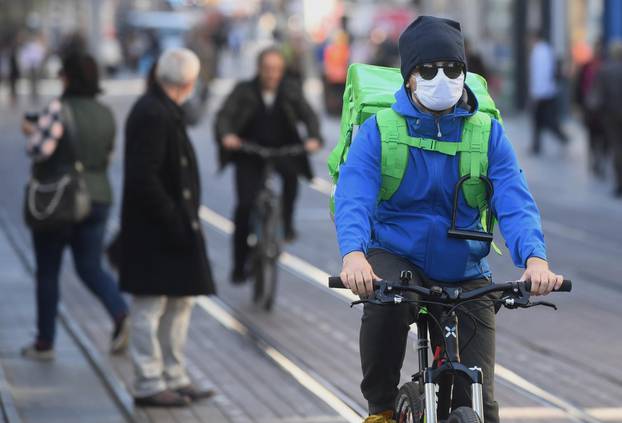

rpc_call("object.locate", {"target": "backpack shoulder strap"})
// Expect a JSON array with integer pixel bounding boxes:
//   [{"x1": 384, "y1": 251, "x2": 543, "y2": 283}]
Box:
[
  {"x1": 376, "y1": 108, "x2": 409, "y2": 201},
  {"x1": 459, "y1": 111, "x2": 492, "y2": 210}
]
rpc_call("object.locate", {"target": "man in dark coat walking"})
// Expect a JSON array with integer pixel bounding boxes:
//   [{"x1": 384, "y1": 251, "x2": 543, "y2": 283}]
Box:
[
  {"x1": 214, "y1": 46, "x2": 322, "y2": 283},
  {"x1": 120, "y1": 48, "x2": 215, "y2": 407}
]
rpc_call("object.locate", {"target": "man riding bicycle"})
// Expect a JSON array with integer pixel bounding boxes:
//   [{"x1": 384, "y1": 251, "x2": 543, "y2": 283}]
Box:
[
  {"x1": 333, "y1": 17, "x2": 564, "y2": 423},
  {"x1": 215, "y1": 47, "x2": 322, "y2": 283}
]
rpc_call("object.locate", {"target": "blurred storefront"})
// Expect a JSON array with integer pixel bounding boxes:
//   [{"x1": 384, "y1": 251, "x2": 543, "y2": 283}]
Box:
[{"x1": 416, "y1": 0, "x2": 608, "y2": 112}]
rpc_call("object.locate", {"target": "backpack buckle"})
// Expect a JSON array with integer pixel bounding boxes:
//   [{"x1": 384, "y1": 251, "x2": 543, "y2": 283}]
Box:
[{"x1": 419, "y1": 138, "x2": 436, "y2": 151}]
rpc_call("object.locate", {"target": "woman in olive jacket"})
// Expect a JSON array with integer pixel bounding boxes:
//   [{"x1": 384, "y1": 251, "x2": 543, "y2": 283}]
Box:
[{"x1": 20, "y1": 53, "x2": 129, "y2": 360}]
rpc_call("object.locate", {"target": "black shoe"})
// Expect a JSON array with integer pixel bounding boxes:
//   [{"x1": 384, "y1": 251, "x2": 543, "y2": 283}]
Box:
[
  {"x1": 614, "y1": 187, "x2": 622, "y2": 198},
  {"x1": 175, "y1": 385, "x2": 216, "y2": 402},
  {"x1": 134, "y1": 389, "x2": 191, "y2": 407},
  {"x1": 231, "y1": 268, "x2": 248, "y2": 285}
]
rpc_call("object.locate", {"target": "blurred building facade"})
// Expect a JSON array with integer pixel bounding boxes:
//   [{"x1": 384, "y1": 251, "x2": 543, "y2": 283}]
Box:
[{"x1": 3, "y1": 0, "x2": 622, "y2": 113}]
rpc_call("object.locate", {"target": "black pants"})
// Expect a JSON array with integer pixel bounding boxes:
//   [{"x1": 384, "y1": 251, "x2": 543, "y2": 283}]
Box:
[
  {"x1": 532, "y1": 97, "x2": 568, "y2": 154},
  {"x1": 360, "y1": 249, "x2": 499, "y2": 422},
  {"x1": 233, "y1": 155, "x2": 298, "y2": 272}
]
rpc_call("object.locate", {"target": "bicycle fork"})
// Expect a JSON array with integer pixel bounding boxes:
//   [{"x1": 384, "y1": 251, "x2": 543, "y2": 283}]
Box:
[{"x1": 421, "y1": 312, "x2": 485, "y2": 423}]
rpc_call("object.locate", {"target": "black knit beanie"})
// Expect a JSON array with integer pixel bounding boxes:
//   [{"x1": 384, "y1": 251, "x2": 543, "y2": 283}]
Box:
[{"x1": 398, "y1": 16, "x2": 467, "y2": 80}]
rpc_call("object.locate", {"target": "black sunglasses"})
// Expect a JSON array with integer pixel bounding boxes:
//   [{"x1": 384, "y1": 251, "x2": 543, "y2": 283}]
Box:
[{"x1": 416, "y1": 63, "x2": 464, "y2": 80}]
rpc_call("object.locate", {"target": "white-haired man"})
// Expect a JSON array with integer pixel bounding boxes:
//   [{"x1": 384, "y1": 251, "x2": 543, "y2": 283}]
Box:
[{"x1": 120, "y1": 48, "x2": 216, "y2": 407}]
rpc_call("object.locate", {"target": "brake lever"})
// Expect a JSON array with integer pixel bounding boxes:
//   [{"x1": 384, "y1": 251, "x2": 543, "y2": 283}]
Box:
[
  {"x1": 350, "y1": 299, "x2": 368, "y2": 307},
  {"x1": 350, "y1": 281, "x2": 408, "y2": 307},
  {"x1": 525, "y1": 301, "x2": 558, "y2": 310}
]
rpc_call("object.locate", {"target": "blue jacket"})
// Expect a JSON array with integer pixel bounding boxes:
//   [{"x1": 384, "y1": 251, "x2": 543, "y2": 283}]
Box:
[{"x1": 334, "y1": 86, "x2": 547, "y2": 282}]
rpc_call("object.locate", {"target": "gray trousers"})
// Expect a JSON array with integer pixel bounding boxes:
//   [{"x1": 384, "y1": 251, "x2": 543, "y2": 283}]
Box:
[
  {"x1": 360, "y1": 249, "x2": 499, "y2": 423},
  {"x1": 130, "y1": 296, "x2": 194, "y2": 397}
]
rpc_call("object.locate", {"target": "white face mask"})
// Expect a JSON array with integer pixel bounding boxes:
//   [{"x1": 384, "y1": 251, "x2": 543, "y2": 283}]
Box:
[{"x1": 413, "y1": 68, "x2": 465, "y2": 112}]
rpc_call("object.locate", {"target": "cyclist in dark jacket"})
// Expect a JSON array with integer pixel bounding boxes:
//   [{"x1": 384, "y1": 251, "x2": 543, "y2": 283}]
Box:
[{"x1": 214, "y1": 46, "x2": 322, "y2": 283}]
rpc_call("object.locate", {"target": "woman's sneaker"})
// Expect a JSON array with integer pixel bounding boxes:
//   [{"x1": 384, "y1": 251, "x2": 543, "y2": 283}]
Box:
[
  {"x1": 111, "y1": 314, "x2": 130, "y2": 354},
  {"x1": 21, "y1": 341, "x2": 54, "y2": 361}
]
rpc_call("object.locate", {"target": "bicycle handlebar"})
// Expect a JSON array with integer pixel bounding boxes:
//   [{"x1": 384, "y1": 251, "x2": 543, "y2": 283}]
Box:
[
  {"x1": 327, "y1": 276, "x2": 571, "y2": 303},
  {"x1": 238, "y1": 142, "x2": 305, "y2": 158}
]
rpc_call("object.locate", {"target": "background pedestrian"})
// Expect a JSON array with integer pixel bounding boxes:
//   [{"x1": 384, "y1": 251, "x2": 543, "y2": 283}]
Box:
[
  {"x1": 120, "y1": 47, "x2": 216, "y2": 407},
  {"x1": 20, "y1": 52, "x2": 129, "y2": 360},
  {"x1": 529, "y1": 31, "x2": 568, "y2": 155},
  {"x1": 592, "y1": 40, "x2": 622, "y2": 198}
]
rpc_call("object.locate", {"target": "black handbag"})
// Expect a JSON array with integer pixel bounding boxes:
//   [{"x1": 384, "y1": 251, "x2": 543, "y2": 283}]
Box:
[{"x1": 24, "y1": 101, "x2": 91, "y2": 231}]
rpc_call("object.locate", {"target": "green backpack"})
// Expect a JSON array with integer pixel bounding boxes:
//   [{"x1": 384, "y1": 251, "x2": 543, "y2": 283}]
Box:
[{"x1": 327, "y1": 64, "x2": 503, "y2": 251}]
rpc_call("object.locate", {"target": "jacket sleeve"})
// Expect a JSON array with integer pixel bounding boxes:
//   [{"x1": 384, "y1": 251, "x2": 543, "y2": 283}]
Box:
[
  {"x1": 124, "y1": 110, "x2": 188, "y2": 246},
  {"x1": 488, "y1": 119, "x2": 547, "y2": 267},
  {"x1": 214, "y1": 82, "x2": 245, "y2": 142},
  {"x1": 290, "y1": 83, "x2": 323, "y2": 143},
  {"x1": 334, "y1": 116, "x2": 382, "y2": 257}
]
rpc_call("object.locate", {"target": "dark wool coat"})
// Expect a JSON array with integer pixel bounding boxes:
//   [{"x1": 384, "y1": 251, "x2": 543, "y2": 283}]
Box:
[
  {"x1": 119, "y1": 84, "x2": 215, "y2": 296},
  {"x1": 214, "y1": 77, "x2": 322, "y2": 179}
]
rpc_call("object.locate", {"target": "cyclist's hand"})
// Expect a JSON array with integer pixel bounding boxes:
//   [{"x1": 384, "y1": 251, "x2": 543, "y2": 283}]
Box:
[
  {"x1": 340, "y1": 251, "x2": 379, "y2": 298},
  {"x1": 520, "y1": 257, "x2": 564, "y2": 296},
  {"x1": 304, "y1": 138, "x2": 321, "y2": 153},
  {"x1": 222, "y1": 134, "x2": 242, "y2": 150}
]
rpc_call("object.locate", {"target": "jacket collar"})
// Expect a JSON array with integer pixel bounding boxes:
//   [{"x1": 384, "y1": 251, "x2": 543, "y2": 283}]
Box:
[
  {"x1": 150, "y1": 82, "x2": 185, "y2": 122},
  {"x1": 391, "y1": 84, "x2": 479, "y2": 142},
  {"x1": 252, "y1": 76, "x2": 283, "y2": 103}
]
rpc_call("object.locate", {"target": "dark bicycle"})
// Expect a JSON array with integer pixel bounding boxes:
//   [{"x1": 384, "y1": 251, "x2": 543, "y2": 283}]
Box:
[
  {"x1": 328, "y1": 273, "x2": 572, "y2": 423},
  {"x1": 239, "y1": 142, "x2": 305, "y2": 311}
]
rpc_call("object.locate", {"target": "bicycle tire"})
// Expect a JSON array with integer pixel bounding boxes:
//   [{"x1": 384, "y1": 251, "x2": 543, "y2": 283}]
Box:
[
  {"x1": 263, "y1": 257, "x2": 277, "y2": 310},
  {"x1": 394, "y1": 381, "x2": 424, "y2": 423},
  {"x1": 252, "y1": 253, "x2": 265, "y2": 303},
  {"x1": 253, "y1": 255, "x2": 278, "y2": 311},
  {"x1": 447, "y1": 407, "x2": 481, "y2": 423}
]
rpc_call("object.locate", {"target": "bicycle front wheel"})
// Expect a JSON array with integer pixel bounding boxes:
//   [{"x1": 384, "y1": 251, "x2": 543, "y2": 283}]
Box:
[
  {"x1": 395, "y1": 382, "x2": 424, "y2": 423},
  {"x1": 253, "y1": 255, "x2": 278, "y2": 311},
  {"x1": 447, "y1": 407, "x2": 481, "y2": 423}
]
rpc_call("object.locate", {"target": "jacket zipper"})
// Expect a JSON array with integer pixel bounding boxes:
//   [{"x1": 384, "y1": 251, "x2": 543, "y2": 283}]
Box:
[{"x1": 435, "y1": 117, "x2": 442, "y2": 138}]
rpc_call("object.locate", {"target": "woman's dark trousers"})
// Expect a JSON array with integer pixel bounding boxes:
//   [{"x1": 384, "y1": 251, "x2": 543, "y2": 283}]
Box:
[
  {"x1": 32, "y1": 203, "x2": 128, "y2": 345},
  {"x1": 360, "y1": 249, "x2": 499, "y2": 423}
]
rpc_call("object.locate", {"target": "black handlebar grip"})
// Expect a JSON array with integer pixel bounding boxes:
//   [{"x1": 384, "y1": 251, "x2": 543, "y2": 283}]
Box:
[
  {"x1": 328, "y1": 276, "x2": 346, "y2": 289},
  {"x1": 525, "y1": 279, "x2": 572, "y2": 292}
]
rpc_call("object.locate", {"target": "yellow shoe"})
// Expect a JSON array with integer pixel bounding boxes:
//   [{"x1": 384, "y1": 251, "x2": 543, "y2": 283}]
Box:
[{"x1": 363, "y1": 410, "x2": 395, "y2": 423}]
